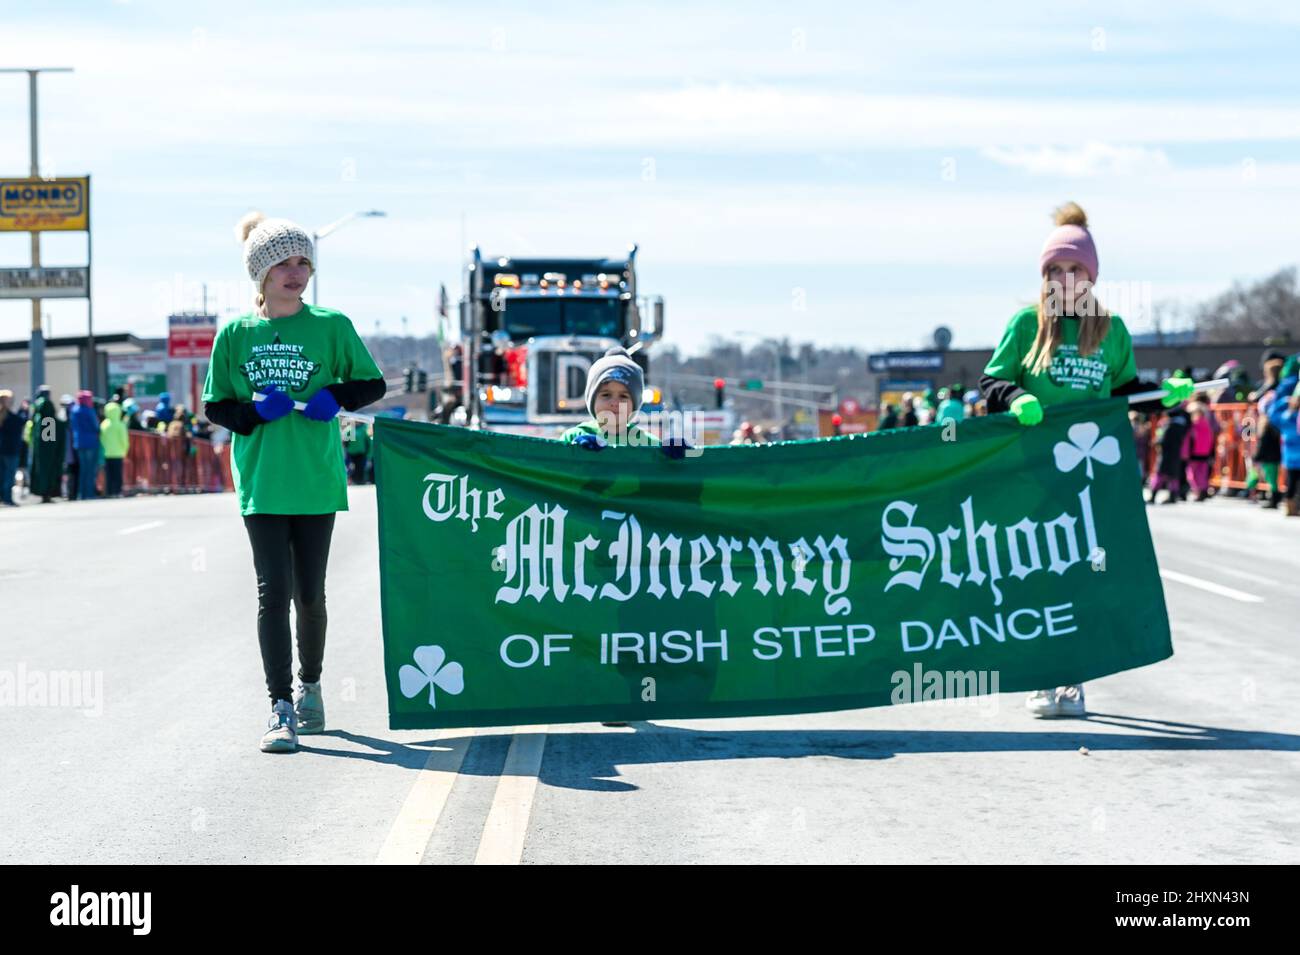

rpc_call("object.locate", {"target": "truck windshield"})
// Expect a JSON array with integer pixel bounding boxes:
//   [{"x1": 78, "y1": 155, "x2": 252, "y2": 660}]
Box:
[{"x1": 500, "y1": 297, "x2": 623, "y2": 339}]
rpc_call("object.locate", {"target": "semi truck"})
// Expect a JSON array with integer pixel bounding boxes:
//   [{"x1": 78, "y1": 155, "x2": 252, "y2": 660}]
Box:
[{"x1": 457, "y1": 245, "x2": 665, "y2": 436}]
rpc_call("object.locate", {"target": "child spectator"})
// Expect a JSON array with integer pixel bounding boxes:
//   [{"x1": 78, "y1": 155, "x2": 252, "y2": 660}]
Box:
[{"x1": 1182, "y1": 401, "x2": 1215, "y2": 500}]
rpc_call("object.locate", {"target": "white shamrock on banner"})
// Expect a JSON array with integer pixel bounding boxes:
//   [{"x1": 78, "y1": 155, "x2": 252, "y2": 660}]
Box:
[
  {"x1": 1053, "y1": 421, "x2": 1121, "y2": 479},
  {"x1": 398, "y1": 645, "x2": 465, "y2": 708}
]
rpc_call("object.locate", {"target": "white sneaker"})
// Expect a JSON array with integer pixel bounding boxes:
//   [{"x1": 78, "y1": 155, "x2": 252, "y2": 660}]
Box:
[
  {"x1": 1025, "y1": 689, "x2": 1060, "y2": 718},
  {"x1": 1055, "y1": 684, "x2": 1086, "y2": 718},
  {"x1": 261, "y1": 700, "x2": 298, "y2": 753},
  {"x1": 294, "y1": 681, "x2": 324, "y2": 734}
]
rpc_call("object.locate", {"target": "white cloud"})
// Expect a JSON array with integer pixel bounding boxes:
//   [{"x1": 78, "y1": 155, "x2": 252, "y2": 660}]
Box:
[
  {"x1": 981, "y1": 142, "x2": 1172, "y2": 178},
  {"x1": 9, "y1": 157, "x2": 1298, "y2": 355},
  {"x1": 4, "y1": 3, "x2": 1300, "y2": 360},
  {"x1": 6, "y1": 19, "x2": 1300, "y2": 171}
]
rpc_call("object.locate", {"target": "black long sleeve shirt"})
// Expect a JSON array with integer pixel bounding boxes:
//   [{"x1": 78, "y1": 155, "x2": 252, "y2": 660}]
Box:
[
  {"x1": 204, "y1": 378, "x2": 387, "y2": 436},
  {"x1": 980, "y1": 372, "x2": 1166, "y2": 416}
]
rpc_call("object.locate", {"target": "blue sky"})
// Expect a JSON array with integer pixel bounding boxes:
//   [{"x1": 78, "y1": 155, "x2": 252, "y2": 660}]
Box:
[{"x1": 2, "y1": 0, "x2": 1299, "y2": 355}]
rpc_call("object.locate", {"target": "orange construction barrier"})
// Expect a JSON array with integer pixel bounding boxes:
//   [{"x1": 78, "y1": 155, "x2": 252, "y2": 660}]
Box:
[
  {"x1": 1140, "y1": 403, "x2": 1287, "y2": 495},
  {"x1": 1211, "y1": 404, "x2": 1252, "y2": 490},
  {"x1": 1208, "y1": 403, "x2": 1288, "y2": 493},
  {"x1": 119, "y1": 431, "x2": 234, "y2": 495}
]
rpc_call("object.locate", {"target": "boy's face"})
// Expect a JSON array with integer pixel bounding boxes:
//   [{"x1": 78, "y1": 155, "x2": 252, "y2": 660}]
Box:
[{"x1": 593, "y1": 380, "x2": 635, "y2": 428}]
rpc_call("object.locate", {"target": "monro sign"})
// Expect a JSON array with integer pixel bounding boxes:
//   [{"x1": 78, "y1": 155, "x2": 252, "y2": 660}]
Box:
[{"x1": 0, "y1": 177, "x2": 90, "y2": 232}]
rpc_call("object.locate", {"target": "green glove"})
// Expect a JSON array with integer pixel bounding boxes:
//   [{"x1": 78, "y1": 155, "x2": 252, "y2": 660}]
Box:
[
  {"x1": 1161, "y1": 375, "x2": 1195, "y2": 407},
  {"x1": 1010, "y1": 394, "x2": 1043, "y2": 426}
]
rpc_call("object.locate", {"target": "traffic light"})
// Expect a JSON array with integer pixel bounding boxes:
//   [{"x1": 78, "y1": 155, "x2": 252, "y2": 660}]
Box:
[
  {"x1": 403, "y1": 367, "x2": 414, "y2": 393},
  {"x1": 416, "y1": 369, "x2": 428, "y2": 392},
  {"x1": 831, "y1": 413, "x2": 843, "y2": 436},
  {"x1": 714, "y1": 377, "x2": 726, "y2": 408}
]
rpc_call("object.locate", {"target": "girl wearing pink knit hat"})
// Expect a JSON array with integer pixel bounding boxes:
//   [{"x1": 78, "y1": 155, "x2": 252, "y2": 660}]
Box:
[{"x1": 980, "y1": 202, "x2": 1194, "y2": 718}]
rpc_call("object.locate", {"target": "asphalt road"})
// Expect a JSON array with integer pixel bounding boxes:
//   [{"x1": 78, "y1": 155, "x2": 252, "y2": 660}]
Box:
[{"x1": 2, "y1": 485, "x2": 1297, "y2": 864}]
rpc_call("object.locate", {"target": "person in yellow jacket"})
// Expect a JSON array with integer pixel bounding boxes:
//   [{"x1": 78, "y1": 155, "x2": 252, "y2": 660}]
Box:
[{"x1": 99, "y1": 400, "x2": 130, "y2": 498}]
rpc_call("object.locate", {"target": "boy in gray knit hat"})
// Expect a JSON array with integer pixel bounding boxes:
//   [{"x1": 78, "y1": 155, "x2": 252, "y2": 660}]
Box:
[{"x1": 562, "y1": 347, "x2": 659, "y2": 449}]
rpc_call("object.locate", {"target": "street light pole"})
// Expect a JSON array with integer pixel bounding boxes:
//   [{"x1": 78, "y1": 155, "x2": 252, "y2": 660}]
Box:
[
  {"x1": 311, "y1": 209, "x2": 386, "y2": 306},
  {"x1": 2, "y1": 67, "x2": 73, "y2": 397}
]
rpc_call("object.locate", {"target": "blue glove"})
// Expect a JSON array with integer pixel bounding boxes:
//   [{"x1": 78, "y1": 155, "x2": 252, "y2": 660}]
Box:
[
  {"x1": 254, "y1": 386, "x2": 294, "y2": 422},
  {"x1": 572, "y1": 433, "x2": 605, "y2": 451},
  {"x1": 660, "y1": 439, "x2": 690, "y2": 460},
  {"x1": 303, "y1": 388, "x2": 341, "y2": 422}
]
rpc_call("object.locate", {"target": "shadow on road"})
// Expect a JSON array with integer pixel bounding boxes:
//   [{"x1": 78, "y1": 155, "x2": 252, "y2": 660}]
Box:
[{"x1": 295, "y1": 712, "x2": 1300, "y2": 791}]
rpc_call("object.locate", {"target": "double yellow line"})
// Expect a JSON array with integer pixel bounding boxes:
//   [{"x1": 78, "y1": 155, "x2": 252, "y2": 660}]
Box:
[{"x1": 375, "y1": 726, "x2": 549, "y2": 865}]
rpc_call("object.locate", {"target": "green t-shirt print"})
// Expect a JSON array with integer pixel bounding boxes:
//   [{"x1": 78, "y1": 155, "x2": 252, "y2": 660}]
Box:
[
  {"x1": 202, "y1": 304, "x2": 382, "y2": 516},
  {"x1": 983, "y1": 306, "x2": 1138, "y2": 407},
  {"x1": 239, "y1": 335, "x2": 324, "y2": 392}
]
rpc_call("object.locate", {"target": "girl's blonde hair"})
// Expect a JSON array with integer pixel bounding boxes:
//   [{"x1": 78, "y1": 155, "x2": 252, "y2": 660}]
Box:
[{"x1": 1023, "y1": 202, "x2": 1110, "y2": 377}]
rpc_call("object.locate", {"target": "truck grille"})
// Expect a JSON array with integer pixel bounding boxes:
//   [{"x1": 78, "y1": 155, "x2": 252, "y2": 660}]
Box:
[{"x1": 530, "y1": 345, "x2": 610, "y2": 417}]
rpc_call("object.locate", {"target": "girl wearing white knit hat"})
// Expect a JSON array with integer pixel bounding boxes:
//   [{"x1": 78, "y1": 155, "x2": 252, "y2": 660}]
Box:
[{"x1": 203, "y1": 212, "x2": 386, "y2": 753}]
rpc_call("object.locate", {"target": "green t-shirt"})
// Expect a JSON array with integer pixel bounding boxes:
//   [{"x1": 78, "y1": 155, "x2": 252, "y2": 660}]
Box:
[
  {"x1": 560, "y1": 419, "x2": 661, "y2": 447},
  {"x1": 202, "y1": 304, "x2": 382, "y2": 516},
  {"x1": 344, "y1": 420, "x2": 371, "y2": 456},
  {"x1": 984, "y1": 306, "x2": 1138, "y2": 406}
]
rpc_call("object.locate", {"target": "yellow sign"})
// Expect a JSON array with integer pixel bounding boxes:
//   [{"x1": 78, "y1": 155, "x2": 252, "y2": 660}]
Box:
[{"x1": 0, "y1": 177, "x2": 90, "y2": 232}]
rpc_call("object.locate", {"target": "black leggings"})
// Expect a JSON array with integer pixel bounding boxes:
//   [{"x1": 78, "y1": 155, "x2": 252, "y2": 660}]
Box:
[
  {"x1": 243, "y1": 513, "x2": 336, "y2": 704},
  {"x1": 1288, "y1": 468, "x2": 1300, "y2": 501},
  {"x1": 104, "y1": 458, "x2": 123, "y2": 497}
]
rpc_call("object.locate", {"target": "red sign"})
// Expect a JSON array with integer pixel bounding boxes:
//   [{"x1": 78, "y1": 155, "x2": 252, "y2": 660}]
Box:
[
  {"x1": 839, "y1": 398, "x2": 861, "y2": 417},
  {"x1": 168, "y1": 314, "x2": 217, "y2": 359}
]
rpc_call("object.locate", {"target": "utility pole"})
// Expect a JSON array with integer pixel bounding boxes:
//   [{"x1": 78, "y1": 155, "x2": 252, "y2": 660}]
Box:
[
  {"x1": 1, "y1": 67, "x2": 73, "y2": 396},
  {"x1": 772, "y1": 341, "x2": 784, "y2": 438}
]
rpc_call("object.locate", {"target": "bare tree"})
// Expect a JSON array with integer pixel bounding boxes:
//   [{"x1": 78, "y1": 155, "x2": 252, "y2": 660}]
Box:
[{"x1": 1193, "y1": 267, "x2": 1300, "y2": 344}]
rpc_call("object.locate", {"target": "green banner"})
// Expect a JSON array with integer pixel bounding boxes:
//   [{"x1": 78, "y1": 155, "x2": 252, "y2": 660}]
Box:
[{"x1": 375, "y1": 398, "x2": 1171, "y2": 729}]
